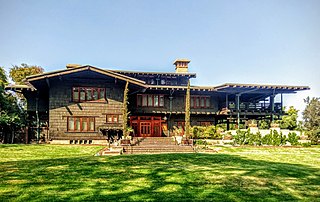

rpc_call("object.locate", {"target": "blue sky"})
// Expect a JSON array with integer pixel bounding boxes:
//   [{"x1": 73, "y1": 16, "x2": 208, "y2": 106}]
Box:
[{"x1": 0, "y1": 0, "x2": 319, "y2": 114}]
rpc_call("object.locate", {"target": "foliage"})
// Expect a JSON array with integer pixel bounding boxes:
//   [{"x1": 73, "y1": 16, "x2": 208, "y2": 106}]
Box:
[
  {"x1": 0, "y1": 67, "x2": 26, "y2": 143},
  {"x1": 191, "y1": 126, "x2": 206, "y2": 139},
  {"x1": 191, "y1": 125, "x2": 222, "y2": 139},
  {"x1": 122, "y1": 81, "x2": 129, "y2": 138},
  {"x1": 246, "y1": 132, "x2": 262, "y2": 146},
  {"x1": 261, "y1": 130, "x2": 286, "y2": 146},
  {"x1": 233, "y1": 130, "x2": 248, "y2": 145},
  {"x1": 172, "y1": 126, "x2": 183, "y2": 136},
  {"x1": 287, "y1": 132, "x2": 299, "y2": 146},
  {"x1": 303, "y1": 97, "x2": 320, "y2": 144},
  {"x1": 259, "y1": 120, "x2": 269, "y2": 129},
  {"x1": 1, "y1": 145, "x2": 319, "y2": 201},
  {"x1": 9, "y1": 63, "x2": 44, "y2": 84},
  {"x1": 280, "y1": 106, "x2": 298, "y2": 130},
  {"x1": 184, "y1": 80, "x2": 190, "y2": 139},
  {"x1": 301, "y1": 142, "x2": 311, "y2": 147}
]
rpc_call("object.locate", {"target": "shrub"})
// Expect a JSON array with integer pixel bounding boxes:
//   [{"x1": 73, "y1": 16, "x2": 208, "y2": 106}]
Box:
[
  {"x1": 262, "y1": 130, "x2": 285, "y2": 146},
  {"x1": 233, "y1": 130, "x2": 247, "y2": 145},
  {"x1": 301, "y1": 142, "x2": 311, "y2": 147},
  {"x1": 191, "y1": 126, "x2": 206, "y2": 139},
  {"x1": 194, "y1": 139, "x2": 207, "y2": 145},
  {"x1": 191, "y1": 125, "x2": 223, "y2": 139},
  {"x1": 262, "y1": 133, "x2": 272, "y2": 145},
  {"x1": 288, "y1": 132, "x2": 299, "y2": 146},
  {"x1": 247, "y1": 132, "x2": 262, "y2": 146}
]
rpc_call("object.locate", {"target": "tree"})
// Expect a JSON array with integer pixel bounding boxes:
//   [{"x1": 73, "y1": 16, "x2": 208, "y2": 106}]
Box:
[
  {"x1": 280, "y1": 106, "x2": 298, "y2": 130},
  {"x1": 122, "y1": 81, "x2": 129, "y2": 139},
  {"x1": 303, "y1": 97, "x2": 320, "y2": 144},
  {"x1": 185, "y1": 80, "x2": 191, "y2": 139},
  {"x1": 9, "y1": 63, "x2": 43, "y2": 84},
  {"x1": 0, "y1": 67, "x2": 26, "y2": 143}
]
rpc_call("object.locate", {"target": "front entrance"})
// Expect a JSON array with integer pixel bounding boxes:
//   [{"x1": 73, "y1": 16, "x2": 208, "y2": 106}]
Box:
[{"x1": 130, "y1": 116, "x2": 164, "y2": 137}]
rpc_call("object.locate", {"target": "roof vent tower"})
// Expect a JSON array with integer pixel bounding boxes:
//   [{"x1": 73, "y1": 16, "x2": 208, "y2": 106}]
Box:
[{"x1": 173, "y1": 59, "x2": 190, "y2": 73}]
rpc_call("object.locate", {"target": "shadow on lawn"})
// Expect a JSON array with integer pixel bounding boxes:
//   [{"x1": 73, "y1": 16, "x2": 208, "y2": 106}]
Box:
[{"x1": 1, "y1": 153, "x2": 319, "y2": 201}]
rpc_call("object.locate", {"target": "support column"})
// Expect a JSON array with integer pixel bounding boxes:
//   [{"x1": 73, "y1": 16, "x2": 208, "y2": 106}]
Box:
[
  {"x1": 270, "y1": 94, "x2": 275, "y2": 122},
  {"x1": 35, "y1": 93, "x2": 40, "y2": 144},
  {"x1": 281, "y1": 93, "x2": 283, "y2": 114},
  {"x1": 236, "y1": 94, "x2": 240, "y2": 129}
]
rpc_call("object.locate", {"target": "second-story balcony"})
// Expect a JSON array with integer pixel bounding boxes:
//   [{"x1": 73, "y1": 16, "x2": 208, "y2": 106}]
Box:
[{"x1": 225, "y1": 102, "x2": 283, "y2": 113}]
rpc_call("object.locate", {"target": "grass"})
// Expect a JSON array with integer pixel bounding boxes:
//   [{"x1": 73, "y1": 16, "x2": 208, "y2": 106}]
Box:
[{"x1": 0, "y1": 145, "x2": 319, "y2": 201}]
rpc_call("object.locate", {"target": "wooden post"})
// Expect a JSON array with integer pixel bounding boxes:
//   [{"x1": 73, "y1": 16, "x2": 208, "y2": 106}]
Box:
[
  {"x1": 236, "y1": 94, "x2": 240, "y2": 128},
  {"x1": 270, "y1": 94, "x2": 275, "y2": 122},
  {"x1": 36, "y1": 94, "x2": 40, "y2": 144}
]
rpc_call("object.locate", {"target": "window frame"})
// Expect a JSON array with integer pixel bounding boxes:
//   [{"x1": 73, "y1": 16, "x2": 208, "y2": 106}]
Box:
[
  {"x1": 190, "y1": 96, "x2": 210, "y2": 109},
  {"x1": 106, "y1": 114, "x2": 120, "y2": 123},
  {"x1": 137, "y1": 94, "x2": 165, "y2": 107},
  {"x1": 67, "y1": 116, "x2": 95, "y2": 132},
  {"x1": 72, "y1": 87, "x2": 106, "y2": 102}
]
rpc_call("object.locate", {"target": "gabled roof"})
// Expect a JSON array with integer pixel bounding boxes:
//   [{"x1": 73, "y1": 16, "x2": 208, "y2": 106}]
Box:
[{"x1": 25, "y1": 65, "x2": 146, "y2": 87}]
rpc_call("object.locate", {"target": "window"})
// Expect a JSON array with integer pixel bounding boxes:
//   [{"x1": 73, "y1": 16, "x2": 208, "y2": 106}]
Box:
[
  {"x1": 137, "y1": 94, "x2": 164, "y2": 107},
  {"x1": 72, "y1": 87, "x2": 105, "y2": 102},
  {"x1": 68, "y1": 117, "x2": 95, "y2": 132},
  {"x1": 199, "y1": 122, "x2": 213, "y2": 126},
  {"x1": 107, "y1": 115, "x2": 119, "y2": 123},
  {"x1": 191, "y1": 96, "x2": 210, "y2": 108}
]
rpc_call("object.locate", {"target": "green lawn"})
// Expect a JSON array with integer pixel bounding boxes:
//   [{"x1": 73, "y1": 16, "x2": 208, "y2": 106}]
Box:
[{"x1": 0, "y1": 145, "x2": 319, "y2": 201}]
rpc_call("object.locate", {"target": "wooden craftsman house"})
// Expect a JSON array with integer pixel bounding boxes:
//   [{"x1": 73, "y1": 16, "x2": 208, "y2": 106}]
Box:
[{"x1": 7, "y1": 59, "x2": 309, "y2": 144}]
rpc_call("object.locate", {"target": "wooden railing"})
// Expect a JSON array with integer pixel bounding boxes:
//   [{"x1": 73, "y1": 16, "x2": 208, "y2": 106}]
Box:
[{"x1": 227, "y1": 102, "x2": 282, "y2": 112}]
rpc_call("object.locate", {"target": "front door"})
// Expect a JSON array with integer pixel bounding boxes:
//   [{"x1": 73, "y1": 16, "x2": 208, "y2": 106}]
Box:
[
  {"x1": 130, "y1": 116, "x2": 163, "y2": 137},
  {"x1": 140, "y1": 122, "x2": 152, "y2": 137}
]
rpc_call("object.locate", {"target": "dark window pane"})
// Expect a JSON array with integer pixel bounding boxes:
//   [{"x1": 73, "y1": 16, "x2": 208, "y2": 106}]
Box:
[
  {"x1": 154, "y1": 95, "x2": 159, "y2": 107},
  {"x1": 206, "y1": 97, "x2": 210, "y2": 108},
  {"x1": 75, "y1": 118, "x2": 81, "y2": 131},
  {"x1": 89, "y1": 118, "x2": 95, "y2": 131},
  {"x1": 82, "y1": 117, "x2": 88, "y2": 131},
  {"x1": 93, "y1": 89, "x2": 99, "y2": 100},
  {"x1": 148, "y1": 95, "x2": 153, "y2": 106},
  {"x1": 200, "y1": 97, "x2": 205, "y2": 107},
  {"x1": 142, "y1": 95, "x2": 147, "y2": 106},
  {"x1": 159, "y1": 95, "x2": 164, "y2": 107},
  {"x1": 80, "y1": 88, "x2": 86, "y2": 101},
  {"x1": 99, "y1": 88, "x2": 105, "y2": 100},
  {"x1": 68, "y1": 117, "x2": 74, "y2": 131},
  {"x1": 73, "y1": 88, "x2": 79, "y2": 102},
  {"x1": 86, "y1": 89, "x2": 92, "y2": 101}
]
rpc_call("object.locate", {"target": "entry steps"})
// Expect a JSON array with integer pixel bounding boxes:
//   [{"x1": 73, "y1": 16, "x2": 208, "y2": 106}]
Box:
[{"x1": 123, "y1": 137, "x2": 194, "y2": 154}]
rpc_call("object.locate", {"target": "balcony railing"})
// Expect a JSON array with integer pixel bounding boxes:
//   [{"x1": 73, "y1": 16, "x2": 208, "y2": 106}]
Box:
[{"x1": 227, "y1": 102, "x2": 282, "y2": 112}]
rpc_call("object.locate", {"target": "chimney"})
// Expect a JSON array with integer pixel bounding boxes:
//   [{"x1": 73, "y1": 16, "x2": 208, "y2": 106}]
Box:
[
  {"x1": 66, "y1": 64, "x2": 82, "y2": 69},
  {"x1": 173, "y1": 59, "x2": 190, "y2": 73}
]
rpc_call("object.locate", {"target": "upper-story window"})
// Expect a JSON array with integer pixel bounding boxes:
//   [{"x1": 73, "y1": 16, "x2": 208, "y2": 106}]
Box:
[
  {"x1": 191, "y1": 96, "x2": 210, "y2": 108},
  {"x1": 72, "y1": 87, "x2": 105, "y2": 102},
  {"x1": 137, "y1": 94, "x2": 164, "y2": 107}
]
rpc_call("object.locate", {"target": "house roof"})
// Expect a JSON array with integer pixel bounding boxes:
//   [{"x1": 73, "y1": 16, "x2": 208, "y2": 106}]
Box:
[
  {"x1": 25, "y1": 65, "x2": 147, "y2": 87},
  {"x1": 214, "y1": 83, "x2": 310, "y2": 94},
  {"x1": 111, "y1": 69, "x2": 196, "y2": 78},
  {"x1": 147, "y1": 85, "x2": 215, "y2": 91},
  {"x1": 5, "y1": 84, "x2": 36, "y2": 91}
]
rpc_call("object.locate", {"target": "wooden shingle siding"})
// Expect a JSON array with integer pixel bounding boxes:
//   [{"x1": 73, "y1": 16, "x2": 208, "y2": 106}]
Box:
[{"x1": 48, "y1": 79, "x2": 124, "y2": 138}]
